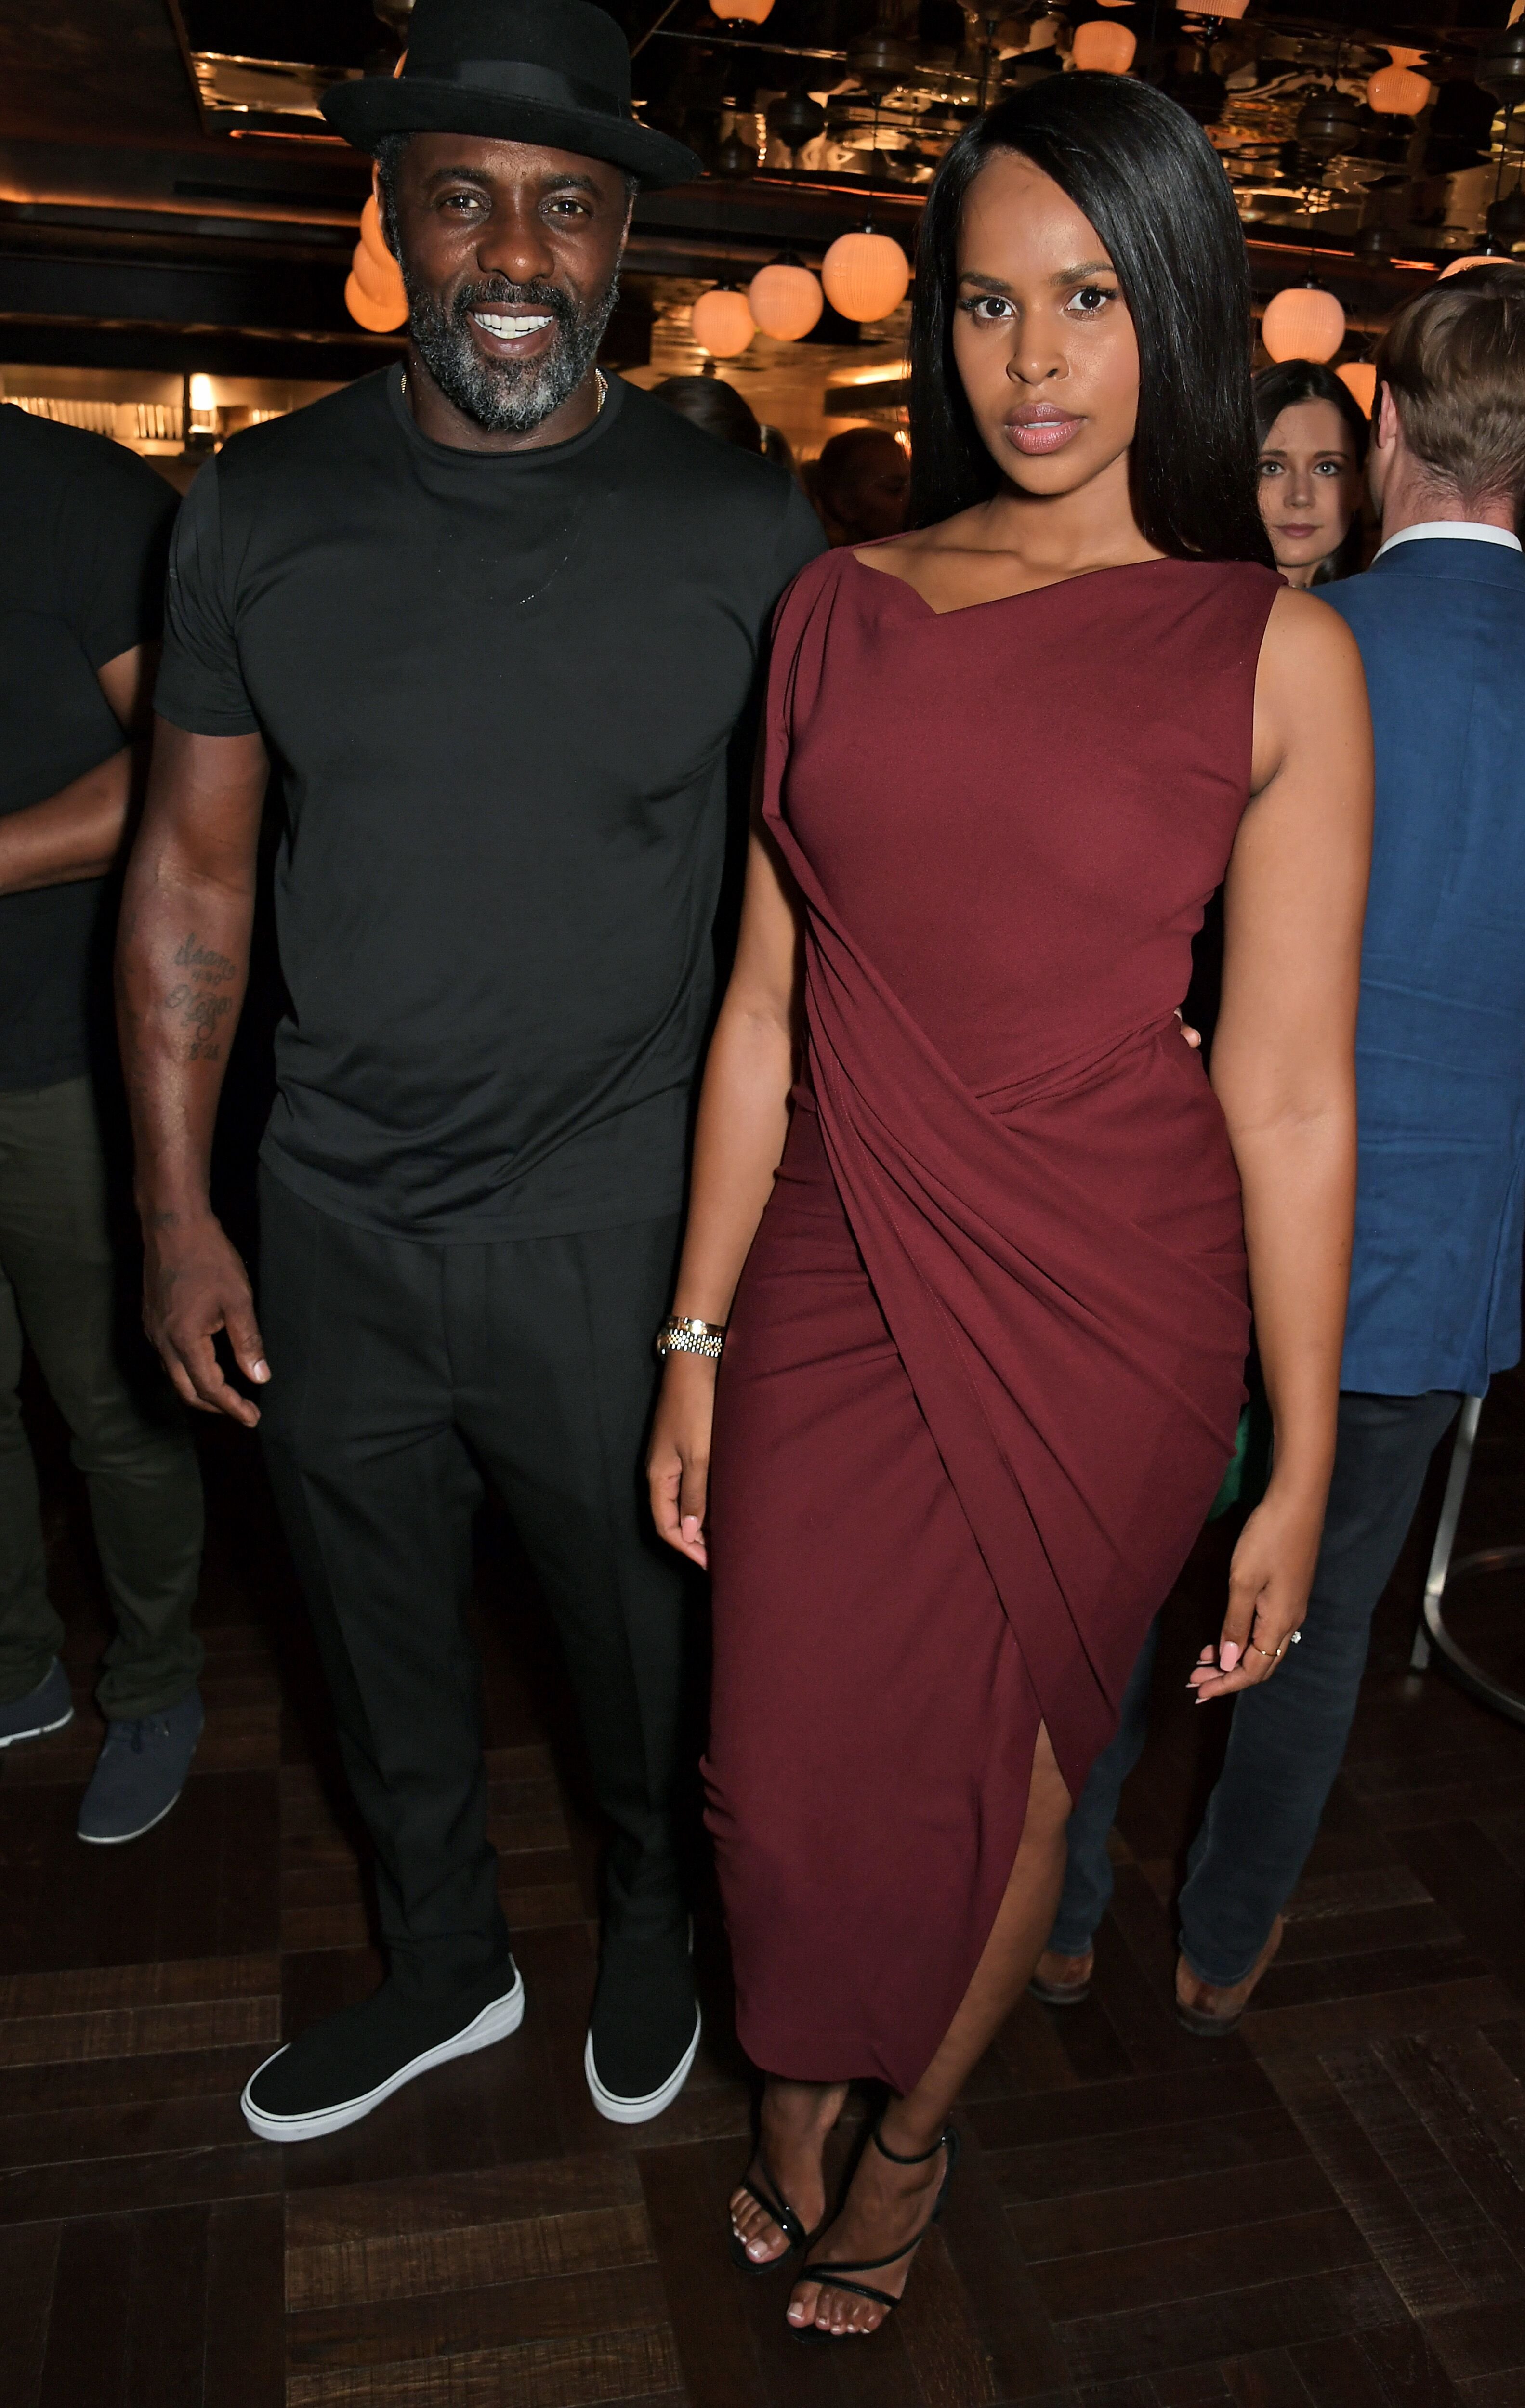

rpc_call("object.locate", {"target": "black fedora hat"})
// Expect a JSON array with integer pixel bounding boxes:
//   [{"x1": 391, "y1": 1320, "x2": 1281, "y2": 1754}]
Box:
[{"x1": 322, "y1": 0, "x2": 702, "y2": 188}]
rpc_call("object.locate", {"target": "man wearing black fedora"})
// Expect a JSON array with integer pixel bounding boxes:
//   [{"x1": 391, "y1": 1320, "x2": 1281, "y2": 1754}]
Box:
[{"x1": 117, "y1": 0, "x2": 823, "y2": 2144}]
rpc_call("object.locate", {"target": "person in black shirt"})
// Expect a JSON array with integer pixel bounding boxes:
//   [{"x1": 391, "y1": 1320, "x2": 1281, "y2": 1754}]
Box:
[
  {"x1": 0, "y1": 406, "x2": 206, "y2": 1841},
  {"x1": 118, "y1": 0, "x2": 823, "y2": 2145}
]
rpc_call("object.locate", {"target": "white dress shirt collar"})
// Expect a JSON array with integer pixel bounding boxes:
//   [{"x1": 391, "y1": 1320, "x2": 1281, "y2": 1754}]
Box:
[{"x1": 1374, "y1": 520, "x2": 1523, "y2": 563}]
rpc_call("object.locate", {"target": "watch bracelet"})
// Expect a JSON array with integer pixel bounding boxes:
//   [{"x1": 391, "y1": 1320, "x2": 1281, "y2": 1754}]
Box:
[{"x1": 656, "y1": 1316, "x2": 726, "y2": 1362}]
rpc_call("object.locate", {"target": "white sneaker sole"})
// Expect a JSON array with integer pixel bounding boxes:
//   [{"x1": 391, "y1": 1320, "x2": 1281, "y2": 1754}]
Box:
[
  {"x1": 240, "y1": 1968, "x2": 526, "y2": 2143},
  {"x1": 585, "y1": 2006, "x2": 702, "y2": 2126},
  {"x1": 78, "y1": 1785, "x2": 184, "y2": 1846},
  {"x1": 0, "y1": 1702, "x2": 73, "y2": 1749}
]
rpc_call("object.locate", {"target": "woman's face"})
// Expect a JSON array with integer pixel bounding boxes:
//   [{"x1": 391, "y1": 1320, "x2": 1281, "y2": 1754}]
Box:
[
  {"x1": 952, "y1": 149, "x2": 1142, "y2": 506},
  {"x1": 1256, "y1": 398, "x2": 1363, "y2": 580}
]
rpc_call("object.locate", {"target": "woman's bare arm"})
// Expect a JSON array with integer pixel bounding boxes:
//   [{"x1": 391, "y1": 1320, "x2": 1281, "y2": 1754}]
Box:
[
  {"x1": 647, "y1": 805, "x2": 803, "y2": 1567},
  {"x1": 1193, "y1": 584, "x2": 1373, "y2": 1699}
]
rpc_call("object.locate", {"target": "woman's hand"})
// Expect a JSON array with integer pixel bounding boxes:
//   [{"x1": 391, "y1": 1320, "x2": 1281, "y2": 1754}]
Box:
[
  {"x1": 647, "y1": 1355, "x2": 718, "y2": 1569},
  {"x1": 1188, "y1": 1476, "x2": 1324, "y2": 1702}
]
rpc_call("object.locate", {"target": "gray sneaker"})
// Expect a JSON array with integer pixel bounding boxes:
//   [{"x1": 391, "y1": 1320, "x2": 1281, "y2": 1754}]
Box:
[
  {"x1": 0, "y1": 1658, "x2": 74, "y2": 1748},
  {"x1": 77, "y1": 1688, "x2": 204, "y2": 1845}
]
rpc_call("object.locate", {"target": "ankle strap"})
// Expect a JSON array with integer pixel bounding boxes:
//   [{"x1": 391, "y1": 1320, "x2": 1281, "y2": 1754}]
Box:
[{"x1": 872, "y1": 2119, "x2": 951, "y2": 2167}]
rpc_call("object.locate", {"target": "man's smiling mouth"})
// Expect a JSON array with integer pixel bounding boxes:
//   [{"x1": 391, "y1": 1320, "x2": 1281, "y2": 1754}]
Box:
[{"x1": 472, "y1": 311, "x2": 554, "y2": 339}]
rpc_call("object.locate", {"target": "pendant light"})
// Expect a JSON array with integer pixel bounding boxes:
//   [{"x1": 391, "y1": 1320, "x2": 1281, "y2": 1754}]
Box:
[
  {"x1": 821, "y1": 81, "x2": 910, "y2": 327},
  {"x1": 1337, "y1": 362, "x2": 1376, "y2": 414},
  {"x1": 1261, "y1": 282, "x2": 1346, "y2": 364},
  {"x1": 1439, "y1": 249, "x2": 1512, "y2": 279},
  {"x1": 1367, "y1": 48, "x2": 1430, "y2": 117},
  {"x1": 748, "y1": 255, "x2": 824, "y2": 341},
  {"x1": 691, "y1": 284, "x2": 756, "y2": 359},
  {"x1": 1072, "y1": 22, "x2": 1136, "y2": 73},
  {"x1": 821, "y1": 229, "x2": 910, "y2": 323},
  {"x1": 346, "y1": 193, "x2": 408, "y2": 332},
  {"x1": 709, "y1": 0, "x2": 774, "y2": 21}
]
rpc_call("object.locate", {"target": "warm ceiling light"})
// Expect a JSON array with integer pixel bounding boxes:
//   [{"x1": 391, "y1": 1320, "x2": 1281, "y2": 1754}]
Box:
[
  {"x1": 1261, "y1": 283, "x2": 1347, "y2": 363},
  {"x1": 360, "y1": 194, "x2": 394, "y2": 267},
  {"x1": 346, "y1": 201, "x2": 408, "y2": 331},
  {"x1": 1072, "y1": 22, "x2": 1135, "y2": 71},
  {"x1": 1368, "y1": 48, "x2": 1430, "y2": 116},
  {"x1": 345, "y1": 271, "x2": 408, "y2": 332},
  {"x1": 748, "y1": 258, "x2": 824, "y2": 341},
  {"x1": 1175, "y1": 0, "x2": 1249, "y2": 15},
  {"x1": 691, "y1": 285, "x2": 756, "y2": 358},
  {"x1": 821, "y1": 230, "x2": 911, "y2": 324},
  {"x1": 709, "y1": 0, "x2": 774, "y2": 20},
  {"x1": 1337, "y1": 362, "x2": 1377, "y2": 413},
  {"x1": 1437, "y1": 252, "x2": 1513, "y2": 280}
]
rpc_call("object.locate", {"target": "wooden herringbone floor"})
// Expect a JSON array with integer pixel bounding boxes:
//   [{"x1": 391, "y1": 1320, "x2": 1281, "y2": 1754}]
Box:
[{"x1": 8, "y1": 1363, "x2": 1525, "y2": 2406}]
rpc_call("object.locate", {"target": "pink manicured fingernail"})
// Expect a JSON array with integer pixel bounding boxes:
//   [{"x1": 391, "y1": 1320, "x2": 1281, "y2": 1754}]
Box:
[{"x1": 1220, "y1": 1642, "x2": 1241, "y2": 1671}]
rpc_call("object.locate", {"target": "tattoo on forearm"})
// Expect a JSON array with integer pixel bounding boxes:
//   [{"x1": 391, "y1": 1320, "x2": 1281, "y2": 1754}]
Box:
[
  {"x1": 173, "y1": 932, "x2": 236, "y2": 980},
  {"x1": 163, "y1": 930, "x2": 240, "y2": 1061}
]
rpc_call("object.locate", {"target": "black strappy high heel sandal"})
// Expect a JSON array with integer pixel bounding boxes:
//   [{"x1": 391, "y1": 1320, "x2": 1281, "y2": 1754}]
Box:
[
  {"x1": 728, "y1": 2154, "x2": 813, "y2": 2274},
  {"x1": 790, "y1": 2119, "x2": 960, "y2": 2343}
]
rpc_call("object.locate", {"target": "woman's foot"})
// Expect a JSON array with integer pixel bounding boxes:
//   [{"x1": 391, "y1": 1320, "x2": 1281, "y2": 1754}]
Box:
[
  {"x1": 730, "y1": 2079, "x2": 849, "y2": 2267},
  {"x1": 788, "y1": 2116, "x2": 951, "y2": 2337}
]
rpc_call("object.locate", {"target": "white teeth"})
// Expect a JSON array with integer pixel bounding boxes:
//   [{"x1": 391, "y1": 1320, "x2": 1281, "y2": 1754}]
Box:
[{"x1": 473, "y1": 312, "x2": 553, "y2": 337}]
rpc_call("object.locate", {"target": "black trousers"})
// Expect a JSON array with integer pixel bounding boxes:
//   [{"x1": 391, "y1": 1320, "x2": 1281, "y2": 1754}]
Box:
[
  {"x1": 1052, "y1": 1387, "x2": 1464, "y2": 1985},
  {"x1": 258, "y1": 1170, "x2": 689, "y2": 2000}
]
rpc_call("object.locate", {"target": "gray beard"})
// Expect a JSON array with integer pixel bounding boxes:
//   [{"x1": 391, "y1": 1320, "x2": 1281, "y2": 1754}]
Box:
[{"x1": 404, "y1": 270, "x2": 619, "y2": 434}]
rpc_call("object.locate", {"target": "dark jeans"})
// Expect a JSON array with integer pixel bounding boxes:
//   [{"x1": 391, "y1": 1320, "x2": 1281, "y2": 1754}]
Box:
[
  {"x1": 1049, "y1": 1387, "x2": 1463, "y2": 1987},
  {"x1": 0, "y1": 1075, "x2": 204, "y2": 1718},
  {"x1": 257, "y1": 1171, "x2": 692, "y2": 2001}
]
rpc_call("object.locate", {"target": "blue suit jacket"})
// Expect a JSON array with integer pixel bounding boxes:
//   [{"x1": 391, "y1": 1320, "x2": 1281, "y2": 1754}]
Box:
[{"x1": 1323, "y1": 537, "x2": 1525, "y2": 1396}]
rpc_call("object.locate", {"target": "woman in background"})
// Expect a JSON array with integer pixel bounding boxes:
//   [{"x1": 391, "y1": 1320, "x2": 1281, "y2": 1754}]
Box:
[{"x1": 1254, "y1": 359, "x2": 1369, "y2": 587}]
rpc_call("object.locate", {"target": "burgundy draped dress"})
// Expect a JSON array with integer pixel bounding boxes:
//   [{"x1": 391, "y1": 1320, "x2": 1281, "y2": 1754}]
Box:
[{"x1": 705, "y1": 545, "x2": 1283, "y2": 2095}]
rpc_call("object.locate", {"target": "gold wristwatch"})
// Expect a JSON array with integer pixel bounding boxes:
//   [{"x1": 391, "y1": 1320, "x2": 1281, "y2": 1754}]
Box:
[{"x1": 656, "y1": 1315, "x2": 726, "y2": 1362}]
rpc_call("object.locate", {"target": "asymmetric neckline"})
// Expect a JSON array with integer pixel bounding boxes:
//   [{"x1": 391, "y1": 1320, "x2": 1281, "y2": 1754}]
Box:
[{"x1": 847, "y1": 543, "x2": 1198, "y2": 622}]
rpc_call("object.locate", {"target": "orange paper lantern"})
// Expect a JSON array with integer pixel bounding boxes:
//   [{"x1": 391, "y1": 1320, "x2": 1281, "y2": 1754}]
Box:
[
  {"x1": 709, "y1": 0, "x2": 774, "y2": 20},
  {"x1": 1175, "y1": 0, "x2": 1248, "y2": 14},
  {"x1": 1337, "y1": 362, "x2": 1377, "y2": 414},
  {"x1": 347, "y1": 191, "x2": 407, "y2": 331},
  {"x1": 360, "y1": 193, "x2": 394, "y2": 268},
  {"x1": 1261, "y1": 284, "x2": 1346, "y2": 364},
  {"x1": 345, "y1": 271, "x2": 407, "y2": 333},
  {"x1": 748, "y1": 260, "x2": 824, "y2": 341},
  {"x1": 691, "y1": 286, "x2": 756, "y2": 358},
  {"x1": 821, "y1": 230, "x2": 910, "y2": 324},
  {"x1": 1072, "y1": 22, "x2": 1135, "y2": 71},
  {"x1": 1368, "y1": 47, "x2": 1430, "y2": 115}
]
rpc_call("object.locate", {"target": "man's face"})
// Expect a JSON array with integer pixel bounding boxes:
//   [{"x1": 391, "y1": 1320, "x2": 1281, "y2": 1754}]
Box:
[{"x1": 386, "y1": 133, "x2": 631, "y2": 435}]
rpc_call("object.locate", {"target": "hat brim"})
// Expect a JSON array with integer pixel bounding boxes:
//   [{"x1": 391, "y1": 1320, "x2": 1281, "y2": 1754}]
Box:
[{"x1": 321, "y1": 78, "x2": 702, "y2": 189}]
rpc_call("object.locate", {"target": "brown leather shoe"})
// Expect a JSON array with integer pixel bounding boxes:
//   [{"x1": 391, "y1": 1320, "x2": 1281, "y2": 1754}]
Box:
[
  {"x1": 1175, "y1": 1915, "x2": 1285, "y2": 2037},
  {"x1": 1028, "y1": 1948, "x2": 1094, "y2": 2007}
]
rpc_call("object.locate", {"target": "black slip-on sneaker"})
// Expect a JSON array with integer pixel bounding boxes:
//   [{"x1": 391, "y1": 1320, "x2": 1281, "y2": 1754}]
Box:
[
  {"x1": 241, "y1": 1963, "x2": 524, "y2": 2143},
  {"x1": 77, "y1": 1688, "x2": 203, "y2": 1844},
  {"x1": 585, "y1": 1922, "x2": 700, "y2": 2126},
  {"x1": 0, "y1": 1658, "x2": 74, "y2": 1749}
]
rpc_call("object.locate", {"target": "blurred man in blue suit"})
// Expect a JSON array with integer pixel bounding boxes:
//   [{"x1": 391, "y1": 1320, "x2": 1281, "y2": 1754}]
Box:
[{"x1": 1031, "y1": 268, "x2": 1525, "y2": 2033}]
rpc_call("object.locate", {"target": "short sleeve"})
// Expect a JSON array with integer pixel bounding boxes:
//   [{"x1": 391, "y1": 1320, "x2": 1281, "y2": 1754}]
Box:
[
  {"x1": 154, "y1": 463, "x2": 262, "y2": 736},
  {"x1": 60, "y1": 444, "x2": 179, "y2": 671}
]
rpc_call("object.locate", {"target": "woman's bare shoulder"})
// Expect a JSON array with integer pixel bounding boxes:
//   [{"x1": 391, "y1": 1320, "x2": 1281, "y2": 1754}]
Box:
[{"x1": 1259, "y1": 580, "x2": 1366, "y2": 687}]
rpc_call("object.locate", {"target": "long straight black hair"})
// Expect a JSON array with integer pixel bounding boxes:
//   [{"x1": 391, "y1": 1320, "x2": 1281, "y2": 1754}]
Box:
[{"x1": 909, "y1": 73, "x2": 1273, "y2": 565}]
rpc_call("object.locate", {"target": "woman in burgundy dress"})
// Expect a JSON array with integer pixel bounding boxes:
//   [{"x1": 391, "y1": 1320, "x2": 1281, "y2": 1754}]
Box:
[{"x1": 649, "y1": 76, "x2": 1372, "y2": 2342}]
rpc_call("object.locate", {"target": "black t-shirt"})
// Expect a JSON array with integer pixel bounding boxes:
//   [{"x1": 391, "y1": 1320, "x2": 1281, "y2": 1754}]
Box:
[
  {"x1": 156, "y1": 370, "x2": 824, "y2": 1240},
  {"x1": 0, "y1": 406, "x2": 178, "y2": 1091}
]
